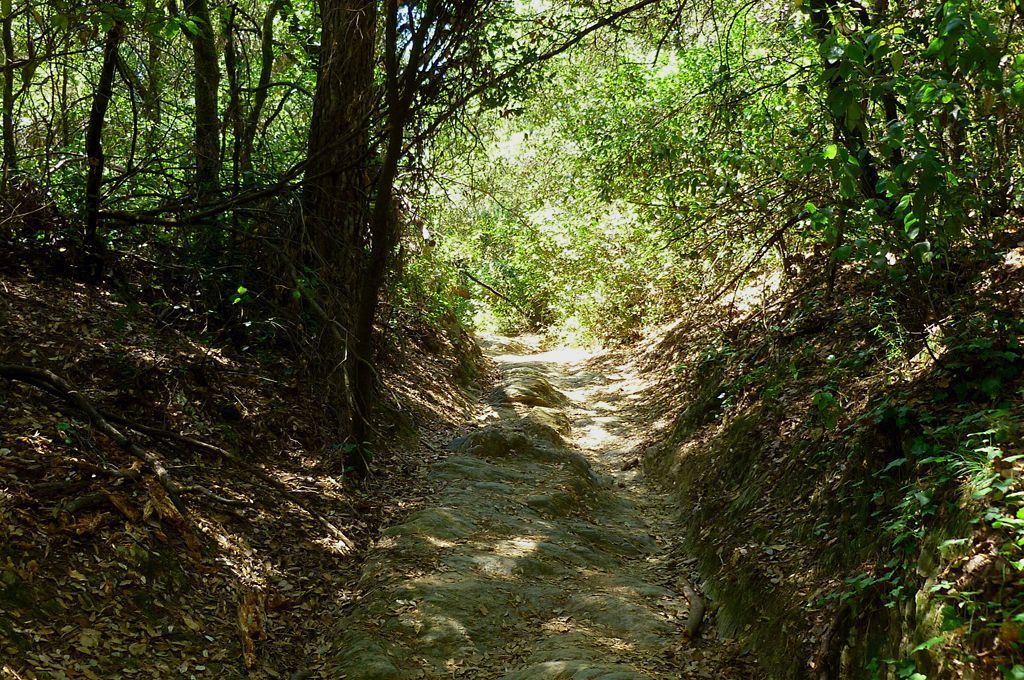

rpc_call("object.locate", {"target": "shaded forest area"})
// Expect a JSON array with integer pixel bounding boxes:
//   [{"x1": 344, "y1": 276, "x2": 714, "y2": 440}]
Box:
[{"x1": 1, "y1": 0, "x2": 1023, "y2": 677}]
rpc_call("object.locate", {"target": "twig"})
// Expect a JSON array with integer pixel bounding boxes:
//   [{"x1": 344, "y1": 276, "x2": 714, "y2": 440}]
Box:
[
  {"x1": 62, "y1": 492, "x2": 113, "y2": 515},
  {"x1": 2, "y1": 364, "x2": 357, "y2": 553},
  {"x1": 0, "y1": 364, "x2": 192, "y2": 517},
  {"x1": 707, "y1": 213, "x2": 803, "y2": 305},
  {"x1": 104, "y1": 410, "x2": 356, "y2": 552},
  {"x1": 461, "y1": 268, "x2": 532, "y2": 319}
]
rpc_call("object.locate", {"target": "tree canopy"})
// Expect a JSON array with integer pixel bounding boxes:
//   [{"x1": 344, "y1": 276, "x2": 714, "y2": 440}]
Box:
[{"x1": 2, "y1": 0, "x2": 1023, "y2": 674}]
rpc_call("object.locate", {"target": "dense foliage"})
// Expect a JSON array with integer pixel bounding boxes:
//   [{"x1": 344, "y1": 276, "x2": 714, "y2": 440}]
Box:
[
  {"x1": 2, "y1": 0, "x2": 1023, "y2": 674},
  {"x1": 420, "y1": 3, "x2": 1024, "y2": 673},
  {"x1": 0, "y1": 0, "x2": 669, "y2": 468},
  {"x1": 432, "y1": 0, "x2": 1024, "y2": 341}
]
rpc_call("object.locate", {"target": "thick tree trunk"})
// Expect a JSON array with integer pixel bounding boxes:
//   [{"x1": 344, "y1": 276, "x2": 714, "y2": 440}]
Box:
[
  {"x1": 83, "y1": 17, "x2": 123, "y2": 276},
  {"x1": 181, "y1": 0, "x2": 221, "y2": 200},
  {"x1": 302, "y1": 0, "x2": 377, "y2": 473},
  {"x1": 1, "y1": 0, "x2": 16, "y2": 189},
  {"x1": 351, "y1": 0, "x2": 404, "y2": 451}
]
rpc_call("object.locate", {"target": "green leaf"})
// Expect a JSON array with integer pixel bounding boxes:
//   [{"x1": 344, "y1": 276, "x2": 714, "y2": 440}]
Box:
[
  {"x1": 833, "y1": 244, "x2": 853, "y2": 261},
  {"x1": 846, "y1": 101, "x2": 862, "y2": 127},
  {"x1": 823, "y1": 144, "x2": 839, "y2": 160},
  {"x1": 924, "y1": 37, "x2": 945, "y2": 57},
  {"x1": 882, "y1": 457, "x2": 907, "y2": 473},
  {"x1": 941, "y1": 18, "x2": 965, "y2": 36},
  {"x1": 911, "y1": 241, "x2": 932, "y2": 263},
  {"x1": 912, "y1": 635, "x2": 944, "y2": 652}
]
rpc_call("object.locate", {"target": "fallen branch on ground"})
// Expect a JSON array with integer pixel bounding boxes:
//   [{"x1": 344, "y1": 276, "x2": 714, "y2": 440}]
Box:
[
  {"x1": 0, "y1": 364, "x2": 196, "y2": 516},
  {"x1": 111, "y1": 413, "x2": 356, "y2": 553},
  {"x1": 1, "y1": 363, "x2": 357, "y2": 553}
]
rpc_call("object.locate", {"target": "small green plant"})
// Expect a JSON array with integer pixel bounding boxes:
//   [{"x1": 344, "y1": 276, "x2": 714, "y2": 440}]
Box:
[
  {"x1": 56, "y1": 420, "x2": 76, "y2": 446},
  {"x1": 869, "y1": 301, "x2": 910, "y2": 363},
  {"x1": 811, "y1": 388, "x2": 840, "y2": 429},
  {"x1": 230, "y1": 285, "x2": 253, "y2": 306}
]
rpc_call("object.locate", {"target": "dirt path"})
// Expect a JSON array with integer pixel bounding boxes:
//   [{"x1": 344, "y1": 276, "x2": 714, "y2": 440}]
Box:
[{"x1": 325, "y1": 337, "x2": 760, "y2": 678}]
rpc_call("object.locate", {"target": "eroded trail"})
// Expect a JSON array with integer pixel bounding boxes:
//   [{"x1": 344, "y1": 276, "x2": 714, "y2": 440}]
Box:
[{"x1": 327, "y1": 338, "x2": 759, "y2": 678}]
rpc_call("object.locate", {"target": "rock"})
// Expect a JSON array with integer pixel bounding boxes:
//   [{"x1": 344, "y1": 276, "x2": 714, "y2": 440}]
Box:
[
  {"x1": 529, "y1": 407, "x2": 573, "y2": 435},
  {"x1": 526, "y1": 491, "x2": 581, "y2": 516},
  {"x1": 449, "y1": 427, "x2": 536, "y2": 459},
  {"x1": 329, "y1": 633, "x2": 404, "y2": 679},
  {"x1": 492, "y1": 375, "x2": 569, "y2": 408},
  {"x1": 566, "y1": 592, "x2": 677, "y2": 643},
  {"x1": 500, "y1": 659, "x2": 644, "y2": 679},
  {"x1": 382, "y1": 508, "x2": 477, "y2": 541},
  {"x1": 323, "y1": 338, "x2": 715, "y2": 678},
  {"x1": 432, "y1": 455, "x2": 536, "y2": 483},
  {"x1": 449, "y1": 426, "x2": 569, "y2": 468}
]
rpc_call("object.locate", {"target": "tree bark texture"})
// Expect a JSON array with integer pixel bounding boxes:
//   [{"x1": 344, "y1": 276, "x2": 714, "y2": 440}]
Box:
[
  {"x1": 351, "y1": 0, "x2": 403, "y2": 452},
  {"x1": 1, "y1": 0, "x2": 17, "y2": 188},
  {"x1": 241, "y1": 0, "x2": 284, "y2": 178},
  {"x1": 301, "y1": 0, "x2": 377, "y2": 471},
  {"x1": 182, "y1": 0, "x2": 221, "y2": 200}
]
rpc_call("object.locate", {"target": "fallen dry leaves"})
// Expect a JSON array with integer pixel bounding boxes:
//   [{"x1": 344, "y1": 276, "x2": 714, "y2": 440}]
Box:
[{"x1": 1, "y1": 256, "x2": 479, "y2": 677}]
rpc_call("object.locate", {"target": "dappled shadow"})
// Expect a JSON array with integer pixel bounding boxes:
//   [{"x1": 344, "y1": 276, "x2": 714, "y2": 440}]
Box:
[{"x1": 324, "y1": 338, "x2": 759, "y2": 678}]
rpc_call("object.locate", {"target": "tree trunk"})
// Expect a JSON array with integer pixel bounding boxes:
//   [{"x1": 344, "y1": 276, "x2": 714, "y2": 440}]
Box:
[
  {"x1": 144, "y1": 0, "x2": 162, "y2": 125},
  {"x1": 84, "y1": 16, "x2": 123, "y2": 278},
  {"x1": 808, "y1": 0, "x2": 883, "y2": 203},
  {"x1": 351, "y1": 0, "x2": 404, "y2": 452},
  {"x1": 241, "y1": 0, "x2": 284, "y2": 179},
  {"x1": 302, "y1": 0, "x2": 377, "y2": 474},
  {"x1": 224, "y1": 6, "x2": 243, "y2": 192},
  {"x1": 1, "y1": 0, "x2": 16, "y2": 190},
  {"x1": 181, "y1": 0, "x2": 221, "y2": 201},
  {"x1": 59, "y1": 34, "x2": 70, "y2": 147}
]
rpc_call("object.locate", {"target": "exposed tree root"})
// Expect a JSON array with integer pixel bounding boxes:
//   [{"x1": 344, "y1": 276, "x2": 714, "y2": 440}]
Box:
[
  {"x1": 814, "y1": 604, "x2": 851, "y2": 680},
  {"x1": 1, "y1": 364, "x2": 195, "y2": 517},
  {"x1": 107, "y1": 412, "x2": 357, "y2": 552},
  {"x1": 0, "y1": 363, "x2": 356, "y2": 553}
]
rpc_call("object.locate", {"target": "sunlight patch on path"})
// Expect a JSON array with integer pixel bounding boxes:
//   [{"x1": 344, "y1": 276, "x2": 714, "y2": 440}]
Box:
[{"x1": 323, "y1": 337, "x2": 759, "y2": 679}]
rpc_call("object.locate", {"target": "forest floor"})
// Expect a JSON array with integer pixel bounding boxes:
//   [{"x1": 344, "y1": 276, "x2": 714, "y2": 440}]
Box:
[
  {"x1": 0, "y1": 255, "x2": 480, "y2": 679},
  {"x1": 326, "y1": 335, "x2": 762, "y2": 678}
]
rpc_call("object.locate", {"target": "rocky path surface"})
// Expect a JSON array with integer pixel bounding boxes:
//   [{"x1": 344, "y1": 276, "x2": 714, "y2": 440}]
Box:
[{"x1": 326, "y1": 338, "x2": 760, "y2": 678}]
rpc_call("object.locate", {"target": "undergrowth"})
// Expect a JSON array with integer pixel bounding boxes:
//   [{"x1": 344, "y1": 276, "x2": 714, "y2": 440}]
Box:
[{"x1": 644, "y1": 237, "x2": 1024, "y2": 678}]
